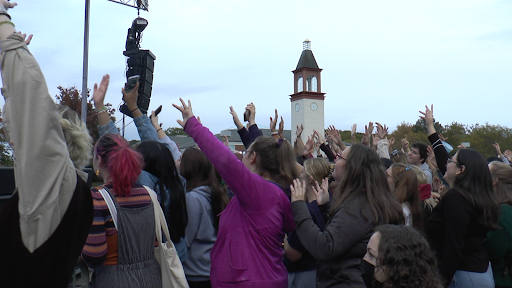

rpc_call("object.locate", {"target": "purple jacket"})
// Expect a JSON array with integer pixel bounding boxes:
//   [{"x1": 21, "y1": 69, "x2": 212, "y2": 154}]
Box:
[{"x1": 184, "y1": 117, "x2": 295, "y2": 288}]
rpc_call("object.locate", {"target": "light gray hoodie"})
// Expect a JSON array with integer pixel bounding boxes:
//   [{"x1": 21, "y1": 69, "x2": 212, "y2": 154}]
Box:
[{"x1": 183, "y1": 185, "x2": 217, "y2": 281}]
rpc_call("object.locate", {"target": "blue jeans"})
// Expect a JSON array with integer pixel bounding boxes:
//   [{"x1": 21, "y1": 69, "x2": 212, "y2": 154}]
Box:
[{"x1": 448, "y1": 263, "x2": 495, "y2": 288}]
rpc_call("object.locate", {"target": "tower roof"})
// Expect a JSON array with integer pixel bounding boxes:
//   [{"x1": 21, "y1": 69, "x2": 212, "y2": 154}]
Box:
[{"x1": 296, "y1": 50, "x2": 319, "y2": 70}]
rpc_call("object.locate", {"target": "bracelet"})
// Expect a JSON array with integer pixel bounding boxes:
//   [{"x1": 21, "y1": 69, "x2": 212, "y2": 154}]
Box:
[
  {"x1": 96, "y1": 109, "x2": 108, "y2": 115},
  {"x1": 156, "y1": 128, "x2": 163, "y2": 133},
  {"x1": 0, "y1": 20, "x2": 13, "y2": 27},
  {"x1": 95, "y1": 106, "x2": 107, "y2": 113},
  {"x1": 271, "y1": 131, "x2": 278, "y2": 135},
  {"x1": 0, "y1": 5, "x2": 11, "y2": 20},
  {"x1": 130, "y1": 107, "x2": 139, "y2": 113}
]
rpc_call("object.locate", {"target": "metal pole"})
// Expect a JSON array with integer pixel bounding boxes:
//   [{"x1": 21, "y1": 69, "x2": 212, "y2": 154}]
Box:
[{"x1": 81, "y1": 0, "x2": 91, "y2": 123}]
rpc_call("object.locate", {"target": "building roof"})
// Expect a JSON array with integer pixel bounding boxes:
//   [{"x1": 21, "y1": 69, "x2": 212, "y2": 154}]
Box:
[
  {"x1": 169, "y1": 128, "x2": 293, "y2": 151},
  {"x1": 296, "y1": 49, "x2": 319, "y2": 70}
]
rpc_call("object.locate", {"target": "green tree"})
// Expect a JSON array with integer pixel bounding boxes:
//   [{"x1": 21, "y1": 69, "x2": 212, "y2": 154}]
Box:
[
  {"x1": 388, "y1": 122, "x2": 429, "y2": 151},
  {"x1": 0, "y1": 110, "x2": 14, "y2": 167},
  {"x1": 468, "y1": 123, "x2": 512, "y2": 158},
  {"x1": 55, "y1": 86, "x2": 116, "y2": 142},
  {"x1": 165, "y1": 127, "x2": 187, "y2": 137},
  {"x1": 412, "y1": 118, "x2": 444, "y2": 134}
]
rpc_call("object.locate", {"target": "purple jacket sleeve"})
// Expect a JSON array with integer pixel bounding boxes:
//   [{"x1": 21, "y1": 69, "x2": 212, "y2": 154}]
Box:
[{"x1": 184, "y1": 117, "x2": 281, "y2": 213}]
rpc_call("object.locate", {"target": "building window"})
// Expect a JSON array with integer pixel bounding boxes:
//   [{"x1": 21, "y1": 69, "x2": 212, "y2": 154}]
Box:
[
  {"x1": 306, "y1": 75, "x2": 317, "y2": 92},
  {"x1": 297, "y1": 76, "x2": 303, "y2": 92}
]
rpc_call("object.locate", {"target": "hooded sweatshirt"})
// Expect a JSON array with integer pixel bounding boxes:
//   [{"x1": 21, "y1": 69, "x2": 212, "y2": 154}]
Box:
[{"x1": 182, "y1": 185, "x2": 216, "y2": 281}]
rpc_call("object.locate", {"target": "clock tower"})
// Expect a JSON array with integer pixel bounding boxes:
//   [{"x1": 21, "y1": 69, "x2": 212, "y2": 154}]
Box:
[{"x1": 290, "y1": 39, "x2": 325, "y2": 145}]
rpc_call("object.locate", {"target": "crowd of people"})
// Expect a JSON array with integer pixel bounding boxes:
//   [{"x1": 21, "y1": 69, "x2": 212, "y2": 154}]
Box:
[{"x1": 0, "y1": 2, "x2": 512, "y2": 288}]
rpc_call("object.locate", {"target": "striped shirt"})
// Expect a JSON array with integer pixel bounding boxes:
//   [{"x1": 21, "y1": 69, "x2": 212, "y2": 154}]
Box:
[{"x1": 81, "y1": 183, "x2": 152, "y2": 268}]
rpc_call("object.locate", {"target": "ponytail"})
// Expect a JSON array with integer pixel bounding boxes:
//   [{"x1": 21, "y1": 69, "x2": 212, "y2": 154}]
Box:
[
  {"x1": 251, "y1": 136, "x2": 301, "y2": 190},
  {"x1": 96, "y1": 134, "x2": 144, "y2": 196}
]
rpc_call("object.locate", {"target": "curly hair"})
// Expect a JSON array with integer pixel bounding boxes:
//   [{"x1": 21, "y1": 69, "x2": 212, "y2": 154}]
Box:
[
  {"x1": 375, "y1": 225, "x2": 443, "y2": 288},
  {"x1": 57, "y1": 105, "x2": 93, "y2": 170}
]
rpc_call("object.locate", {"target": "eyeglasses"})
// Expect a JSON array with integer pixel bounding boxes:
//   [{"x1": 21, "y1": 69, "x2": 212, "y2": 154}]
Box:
[
  {"x1": 335, "y1": 153, "x2": 346, "y2": 162},
  {"x1": 447, "y1": 158, "x2": 460, "y2": 166}
]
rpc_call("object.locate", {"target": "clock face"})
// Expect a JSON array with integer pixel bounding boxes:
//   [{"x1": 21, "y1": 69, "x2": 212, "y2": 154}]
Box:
[
  {"x1": 295, "y1": 103, "x2": 300, "y2": 112},
  {"x1": 310, "y1": 102, "x2": 318, "y2": 111}
]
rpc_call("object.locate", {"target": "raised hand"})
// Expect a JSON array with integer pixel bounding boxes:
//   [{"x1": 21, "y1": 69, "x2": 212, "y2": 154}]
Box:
[
  {"x1": 327, "y1": 125, "x2": 342, "y2": 147},
  {"x1": 0, "y1": 0, "x2": 17, "y2": 10},
  {"x1": 313, "y1": 130, "x2": 325, "y2": 146},
  {"x1": 229, "y1": 106, "x2": 243, "y2": 130},
  {"x1": 173, "y1": 98, "x2": 195, "y2": 128},
  {"x1": 122, "y1": 82, "x2": 140, "y2": 109},
  {"x1": 419, "y1": 104, "x2": 436, "y2": 135},
  {"x1": 389, "y1": 138, "x2": 395, "y2": 146},
  {"x1": 492, "y1": 142, "x2": 502, "y2": 155},
  {"x1": 376, "y1": 122, "x2": 388, "y2": 139},
  {"x1": 351, "y1": 123, "x2": 357, "y2": 144},
  {"x1": 303, "y1": 136, "x2": 314, "y2": 157},
  {"x1": 246, "y1": 102, "x2": 256, "y2": 125},
  {"x1": 312, "y1": 178, "x2": 330, "y2": 205},
  {"x1": 290, "y1": 178, "x2": 307, "y2": 203},
  {"x1": 93, "y1": 74, "x2": 110, "y2": 108},
  {"x1": 270, "y1": 109, "x2": 278, "y2": 132},
  {"x1": 18, "y1": 31, "x2": 33, "y2": 45},
  {"x1": 401, "y1": 135, "x2": 409, "y2": 152},
  {"x1": 222, "y1": 135, "x2": 230, "y2": 147},
  {"x1": 361, "y1": 122, "x2": 374, "y2": 147},
  {"x1": 439, "y1": 134, "x2": 448, "y2": 142},
  {"x1": 296, "y1": 124, "x2": 304, "y2": 138},
  {"x1": 150, "y1": 110, "x2": 160, "y2": 130},
  {"x1": 427, "y1": 145, "x2": 438, "y2": 168},
  {"x1": 371, "y1": 134, "x2": 380, "y2": 148}
]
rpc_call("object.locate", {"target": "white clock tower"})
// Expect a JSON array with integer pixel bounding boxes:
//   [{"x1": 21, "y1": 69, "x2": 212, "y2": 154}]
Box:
[{"x1": 290, "y1": 39, "x2": 325, "y2": 145}]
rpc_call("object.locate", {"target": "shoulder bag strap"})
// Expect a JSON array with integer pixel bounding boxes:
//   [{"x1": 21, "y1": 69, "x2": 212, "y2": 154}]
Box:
[
  {"x1": 144, "y1": 185, "x2": 173, "y2": 246},
  {"x1": 98, "y1": 188, "x2": 118, "y2": 229}
]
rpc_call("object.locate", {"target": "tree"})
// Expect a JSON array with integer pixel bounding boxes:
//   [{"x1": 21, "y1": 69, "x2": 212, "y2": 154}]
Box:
[
  {"x1": 165, "y1": 127, "x2": 188, "y2": 136},
  {"x1": 388, "y1": 122, "x2": 429, "y2": 151},
  {"x1": 0, "y1": 110, "x2": 14, "y2": 166},
  {"x1": 412, "y1": 118, "x2": 444, "y2": 135},
  {"x1": 55, "y1": 86, "x2": 116, "y2": 142},
  {"x1": 468, "y1": 123, "x2": 512, "y2": 158}
]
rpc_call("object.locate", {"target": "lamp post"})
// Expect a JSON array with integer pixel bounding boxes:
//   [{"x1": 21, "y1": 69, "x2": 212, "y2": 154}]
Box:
[{"x1": 81, "y1": 0, "x2": 90, "y2": 123}]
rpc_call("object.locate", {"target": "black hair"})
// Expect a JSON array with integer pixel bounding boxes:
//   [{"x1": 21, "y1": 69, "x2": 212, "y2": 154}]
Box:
[
  {"x1": 453, "y1": 149, "x2": 499, "y2": 230},
  {"x1": 411, "y1": 143, "x2": 428, "y2": 164},
  {"x1": 136, "y1": 141, "x2": 187, "y2": 242},
  {"x1": 376, "y1": 225, "x2": 443, "y2": 288}
]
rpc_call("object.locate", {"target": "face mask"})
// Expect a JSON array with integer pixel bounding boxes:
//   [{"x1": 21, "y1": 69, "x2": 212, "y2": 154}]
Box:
[{"x1": 360, "y1": 259, "x2": 375, "y2": 288}]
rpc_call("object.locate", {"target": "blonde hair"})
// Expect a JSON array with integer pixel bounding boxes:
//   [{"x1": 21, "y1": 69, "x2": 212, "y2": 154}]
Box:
[
  {"x1": 490, "y1": 161, "x2": 512, "y2": 206},
  {"x1": 57, "y1": 105, "x2": 93, "y2": 170},
  {"x1": 303, "y1": 158, "x2": 331, "y2": 184},
  {"x1": 409, "y1": 165, "x2": 427, "y2": 185}
]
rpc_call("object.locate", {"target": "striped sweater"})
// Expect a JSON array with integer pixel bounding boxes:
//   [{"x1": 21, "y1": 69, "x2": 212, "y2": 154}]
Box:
[{"x1": 81, "y1": 183, "x2": 152, "y2": 268}]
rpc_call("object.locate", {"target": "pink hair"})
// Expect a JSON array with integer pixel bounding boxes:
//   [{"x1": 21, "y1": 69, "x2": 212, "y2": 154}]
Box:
[{"x1": 96, "y1": 134, "x2": 144, "y2": 196}]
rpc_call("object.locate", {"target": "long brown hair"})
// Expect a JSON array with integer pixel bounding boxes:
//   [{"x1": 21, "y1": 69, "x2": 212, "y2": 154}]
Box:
[
  {"x1": 330, "y1": 144, "x2": 404, "y2": 225},
  {"x1": 180, "y1": 148, "x2": 229, "y2": 231},
  {"x1": 389, "y1": 163, "x2": 423, "y2": 231},
  {"x1": 250, "y1": 136, "x2": 301, "y2": 190}
]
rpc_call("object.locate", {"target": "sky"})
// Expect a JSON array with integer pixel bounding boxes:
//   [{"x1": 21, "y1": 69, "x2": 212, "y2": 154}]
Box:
[{"x1": 4, "y1": 0, "x2": 512, "y2": 141}]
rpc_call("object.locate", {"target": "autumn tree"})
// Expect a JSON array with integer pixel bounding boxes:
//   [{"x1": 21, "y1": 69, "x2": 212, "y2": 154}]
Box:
[{"x1": 55, "y1": 86, "x2": 116, "y2": 142}]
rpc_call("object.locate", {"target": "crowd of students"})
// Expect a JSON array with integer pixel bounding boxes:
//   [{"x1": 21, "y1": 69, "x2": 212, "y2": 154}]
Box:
[{"x1": 1, "y1": 2, "x2": 512, "y2": 288}]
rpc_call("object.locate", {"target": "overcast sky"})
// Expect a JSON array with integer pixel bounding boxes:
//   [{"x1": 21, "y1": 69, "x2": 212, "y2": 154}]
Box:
[{"x1": 4, "y1": 0, "x2": 511, "y2": 140}]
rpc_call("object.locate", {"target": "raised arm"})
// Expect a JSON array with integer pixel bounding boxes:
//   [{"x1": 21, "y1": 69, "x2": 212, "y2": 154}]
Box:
[
  {"x1": 93, "y1": 74, "x2": 119, "y2": 137},
  {"x1": 420, "y1": 105, "x2": 449, "y2": 174},
  {"x1": 0, "y1": 3, "x2": 76, "y2": 251},
  {"x1": 174, "y1": 99, "x2": 278, "y2": 212}
]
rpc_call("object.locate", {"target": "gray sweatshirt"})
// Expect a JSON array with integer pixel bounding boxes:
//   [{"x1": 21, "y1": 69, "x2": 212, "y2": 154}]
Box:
[{"x1": 182, "y1": 186, "x2": 216, "y2": 281}]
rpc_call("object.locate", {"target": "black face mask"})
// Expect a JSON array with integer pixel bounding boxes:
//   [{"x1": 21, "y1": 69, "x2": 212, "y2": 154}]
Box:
[{"x1": 360, "y1": 259, "x2": 375, "y2": 288}]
